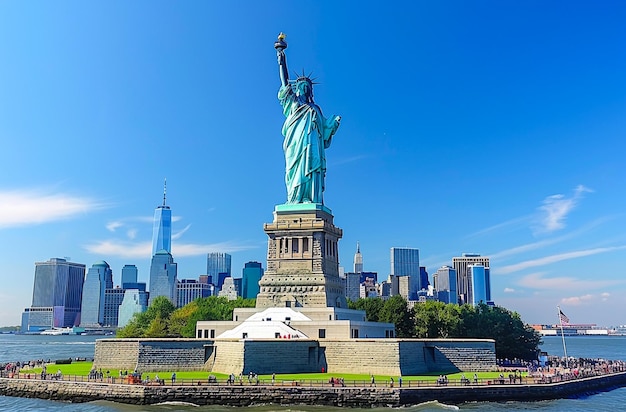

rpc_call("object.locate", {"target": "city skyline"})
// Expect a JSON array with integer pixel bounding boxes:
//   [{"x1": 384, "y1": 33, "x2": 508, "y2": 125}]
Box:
[{"x1": 1, "y1": 2, "x2": 625, "y2": 326}]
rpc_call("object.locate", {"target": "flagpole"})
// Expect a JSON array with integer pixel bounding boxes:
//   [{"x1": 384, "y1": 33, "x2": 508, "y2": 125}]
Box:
[{"x1": 557, "y1": 306, "x2": 568, "y2": 367}]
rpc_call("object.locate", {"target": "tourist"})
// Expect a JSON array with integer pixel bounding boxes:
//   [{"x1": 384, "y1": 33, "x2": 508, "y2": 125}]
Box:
[
  {"x1": 272, "y1": 373, "x2": 275, "y2": 385},
  {"x1": 390, "y1": 377, "x2": 394, "y2": 388},
  {"x1": 171, "y1": 372, "x2": 176, "y2": 385},
  {"x1": 398, "y1": 376, "x2": 402, "y2": 387},
  {"x1": 371, "y1": 375, "x2": 375, "y2": 387}
]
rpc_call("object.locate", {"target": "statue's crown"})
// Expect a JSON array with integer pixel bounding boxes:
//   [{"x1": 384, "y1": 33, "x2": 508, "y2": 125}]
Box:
[{"x1": 293, "y1": 71, "x2": 318, "y2": 85}]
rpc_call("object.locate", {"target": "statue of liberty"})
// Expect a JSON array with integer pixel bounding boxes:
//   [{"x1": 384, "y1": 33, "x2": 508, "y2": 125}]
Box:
[{"x1": 274, "y1": 33, "x2": 341, "y2": 205}]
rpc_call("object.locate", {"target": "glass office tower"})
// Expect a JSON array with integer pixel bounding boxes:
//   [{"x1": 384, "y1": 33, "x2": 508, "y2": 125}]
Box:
[
  {"x1": 80, "y1": 261, "x2": 113, "y2": 327},
  {"x1": 151, "y1": 180, "x2": 172, "y2": 257},
  {"x1": 207, "y1": 253, "x2": 231, "y2": 279},
  {"x1": 27, "y1": 257, "x2": 86, "y2": 328},
  {"x1": 390, "y1": 247, "x2": 420, "y2": 299},
  {"x1": 149, "y1": 250, "x2": 177, "y2": 305},
  {"x1": 241, "y1": 261, "x2": 264, "y2": 299}
]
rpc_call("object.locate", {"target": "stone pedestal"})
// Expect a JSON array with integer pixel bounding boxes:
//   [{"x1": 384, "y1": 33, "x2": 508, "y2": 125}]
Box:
[{"x1": 256, "y1": 203, "x2": 347, "y2": 309}]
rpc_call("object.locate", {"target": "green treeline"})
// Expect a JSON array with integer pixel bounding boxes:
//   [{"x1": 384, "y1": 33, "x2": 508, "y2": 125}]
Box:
[
  {"x1": 116, "y1": 296, "x2": 255, "y2": 339},
  {"x1": 118, "y1": 295, "x2": 541, "y2": 361},
  {"x1": 349, "y1": 296, "x2": 542, "y2": 360}
]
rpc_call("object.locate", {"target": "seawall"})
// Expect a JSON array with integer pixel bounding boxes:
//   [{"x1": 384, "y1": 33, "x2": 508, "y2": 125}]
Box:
[{"x1": 2, "y1": 372, "x2": 626, "y2": 407}]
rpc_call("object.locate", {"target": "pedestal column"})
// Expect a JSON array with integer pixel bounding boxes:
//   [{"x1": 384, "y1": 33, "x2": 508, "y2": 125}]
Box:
[{"x1": 256, "y1": 204, "x2": 346, "y2": 309}]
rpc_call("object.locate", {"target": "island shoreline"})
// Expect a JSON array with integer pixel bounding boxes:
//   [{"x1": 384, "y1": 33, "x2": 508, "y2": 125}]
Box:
[{"x1": 2, "y1": 371, "x2": 626, "y2": 407}]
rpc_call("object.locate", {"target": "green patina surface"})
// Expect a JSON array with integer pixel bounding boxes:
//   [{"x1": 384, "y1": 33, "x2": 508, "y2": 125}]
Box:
[{"x1": 275, "y1": 203, "x2": 332, "y2": 214}]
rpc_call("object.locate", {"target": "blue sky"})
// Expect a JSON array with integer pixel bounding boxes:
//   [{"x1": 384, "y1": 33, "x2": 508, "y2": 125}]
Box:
[{"x1": 1, "y1": 1, "x2": 625, "y2": 327}]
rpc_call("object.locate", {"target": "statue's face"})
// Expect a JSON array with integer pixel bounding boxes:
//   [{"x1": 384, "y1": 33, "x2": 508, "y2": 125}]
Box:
[{"x1": 295, "y1": 80, "x2": 312, "y2": 98}]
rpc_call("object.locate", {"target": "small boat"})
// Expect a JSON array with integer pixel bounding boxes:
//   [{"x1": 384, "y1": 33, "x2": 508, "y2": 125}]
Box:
[{"x1": 40, "y1": 327, "x2": 73, "y2": 335}]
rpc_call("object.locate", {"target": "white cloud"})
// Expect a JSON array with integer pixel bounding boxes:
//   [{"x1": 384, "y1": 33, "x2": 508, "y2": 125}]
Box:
[
  {"x1": 504, "y1": 288, "x2": 516, "y2": 293},
  {"x1": 0, "y1": 189, "x2": 106, "y2": 228},
  {"x1": 498, "y1": 245, "x2": 626, "y2": 274},
  {"x1": 84, "y1": 240, "x2": 152, "y2": 258},
  {"x1": 490, "y1": 216, "x2": 613, "y2": 261},
  {"x1": 329, "y1": 154, "x2": 369, "y2": 167},
  {"x1": 172, "y1": 224, "x2": 192, "y2": 240},
  {"x1": 106, "y1": 221, "x2": 123, "y2": 232},
  {"x1": 516, "y1": 272, "x2": 620, "y2": 291},
  {"x1": 126, "y1": 229, "x2": 138, "y2": 240},
  {"x1": 561, "y1": 294, "x2": 594, "y2": 306},
  {"x1": 534, "y1": 185, "x2": 593, "y2": 234},
  {"x1": 466, "y1": 216, "x2": 532, "y2": 239},
  {"x1": 601, "y1": 292, "x2": 610, "y2": 301},
  {"x1": 84, "y1": 240, "x2": 256, "y2": 259}
]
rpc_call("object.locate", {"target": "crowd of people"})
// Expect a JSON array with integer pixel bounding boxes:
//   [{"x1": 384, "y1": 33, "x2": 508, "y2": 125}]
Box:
[{"x1": 2, "y1": 356, "x2": 625, "y2": 387}]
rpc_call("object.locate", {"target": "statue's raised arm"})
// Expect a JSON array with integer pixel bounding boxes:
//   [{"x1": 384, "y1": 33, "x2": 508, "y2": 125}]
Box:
[{"x1": 274, "y1": 33, "x2": 289, "y2": 88}]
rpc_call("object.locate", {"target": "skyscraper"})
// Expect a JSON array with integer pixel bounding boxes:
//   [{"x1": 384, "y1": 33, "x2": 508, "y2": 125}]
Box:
[
  {"x1": 390, "y1": 247, "x2": 420, "y2": 299},
  {"x1": 80, "y1": 261, "x2": 113, "y2": 327},
  {"x1": 149, "y1": 250, "x2": 178, "y2": 305},
  {"x1": 104, "y1": 287, "x2": 126, "y2": 327},
  {"x1": 468, "y1": 264, "x2": 491, "y2": 306},
  {"x1": 118, "y1": 287, "x2": 149, "y2": 328},
  {"x1": 434, "y1": 265, "x2": 457, "y2": 304},
  {"x1": 207, "y1": 252, "x2": 231, "y2": 280},
  {"x1": 22, "y1": 257, "x2": 86, "y2": 331},
  {"x1": 354, "y1": 242, "x2": 363, "y2": 273},
  {"x1": 241, "y1": 261, "x2": 264, "y2": 299},
  {"x1": 176, "y1": 279, "x2": 211, "y2": 307},
  {"x1": 152, "y1": 180, "x2": 172, "y2": 257},
  {"x1": 452, "y1": 253, "x2": 490, "y2": 305},
  {"x1": 121, "y1": 264, "x2": 138, "y2": 288}
]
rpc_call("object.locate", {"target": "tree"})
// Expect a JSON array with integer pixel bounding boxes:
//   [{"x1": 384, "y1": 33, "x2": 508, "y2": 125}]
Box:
[
  {"x1": 348, "y1": 298, "x2": 384, "y2": 322},
  {"x1": 116, "y1": 296, "x2": 176, "y2": 338},
  {"x1": 144, "y1": 315, "x2": 168, "y2": 338},
  {"x1": 168, "y1": 303, "x2": 198, "y2": 337},
  {"x1": 379, "y1": 295, "x2": 415, "y2": 338},
  {"x1": 457, "y1": 303, "x2": 542, "y2": 360},
  {"x1": 414, "y1": 301, "x2": 461, "y2": 338}
]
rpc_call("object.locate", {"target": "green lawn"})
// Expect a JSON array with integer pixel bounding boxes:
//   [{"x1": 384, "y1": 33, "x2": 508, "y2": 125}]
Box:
[{"x1": 22, "y1": 361, "x2": 526, "y2": 383}]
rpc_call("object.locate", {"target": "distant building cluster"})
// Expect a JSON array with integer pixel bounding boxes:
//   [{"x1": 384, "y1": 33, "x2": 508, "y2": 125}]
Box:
[
  {"x1": 19, "y1": 183, "x2": 265, "y2": 333},
  {"x1": 19, "y1": 184, "x2": 492, "y2": 333},
  {"x1": 343, "y1": 246, "x2": 493, "y2": 308}
]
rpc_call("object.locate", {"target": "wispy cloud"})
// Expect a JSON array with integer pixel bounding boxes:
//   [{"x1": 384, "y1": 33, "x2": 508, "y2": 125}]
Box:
[
  {"x1": 561, "y1": 294, "x2": 594, "y2": 306},
  {"x1": 106, "y1": 221, "x2": 123, "y2": 232},
  {"x1": 0, "y1": 189, "x2": 106, "y2": 228},
  {"x1": 504, "y1": 288, "x2": 516, "y2": 293},
  {"x1": 329, "y1": 154, "x2": 369, "y2": 167},
  {"x1": 172, "y1": 224, "x2": 192, "y2": 240},
  {"x1": 498, "y1": 245, "x2": 626, "y2": 275},
  {"x1": 84, "y1": 240, "x2": 256, "y2": 259},
  {"x1": 466, "y1": 216, "x2": 532, "y2": 239},
  {"x1": 467, "y1": 185, "x2": 593, "y2": 240},
  {"x1": 490, "y1": 217, "x2": 613, "y2": 261},
  {"x1": 126, "y1": 229, "x2": 138, "y2": 240},
  {"x1": 85, "y1": 240, "x2": 152, "y2": 258},
  {"x1": 516, "y1": 272, "x2": 621, "y2": 291},
  {"x1": 534, "y1": 185, "x2": 593, "y2": 234}
]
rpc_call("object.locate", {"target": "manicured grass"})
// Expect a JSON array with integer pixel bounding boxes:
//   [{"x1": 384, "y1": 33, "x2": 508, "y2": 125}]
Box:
[{"x1": 24, "y1": 361, "x2": 527, "y2": 383}]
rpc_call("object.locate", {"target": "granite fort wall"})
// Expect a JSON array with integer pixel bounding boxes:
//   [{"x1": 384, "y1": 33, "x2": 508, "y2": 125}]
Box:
[
  {"x1": 322, "y1": 340, "x2": 402, "y2": 375},
  {"x1": 427, "y1": 340, "x2": 496, "y2": 373},
  {"x1": 94, "y1": 338, "x2": 496, "y2": 375},
  {"x1": 321, "y1": 339, "x2": 496, "y2": 376},
  {"x1": 94, "y1": 339, "x2": 212, "y2": 372},
  {"x1": 2, "y1": 372, "x2": 626, "y2": 407}
]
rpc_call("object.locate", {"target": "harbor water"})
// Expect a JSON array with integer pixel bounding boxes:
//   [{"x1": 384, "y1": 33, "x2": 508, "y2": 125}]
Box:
[{"x1": 1, "y1": 333, "x2": 625, "y2": 411}]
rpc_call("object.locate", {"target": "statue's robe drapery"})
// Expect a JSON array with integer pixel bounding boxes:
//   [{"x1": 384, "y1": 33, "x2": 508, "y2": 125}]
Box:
[{"x1": 278, "y1": 84, "x2": 339, "y2": 204}]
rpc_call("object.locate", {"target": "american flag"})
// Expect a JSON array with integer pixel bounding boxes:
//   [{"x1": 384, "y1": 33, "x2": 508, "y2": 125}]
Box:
[{"x1": 559, "y1": 309, "x2": 570, "y2": 325}]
